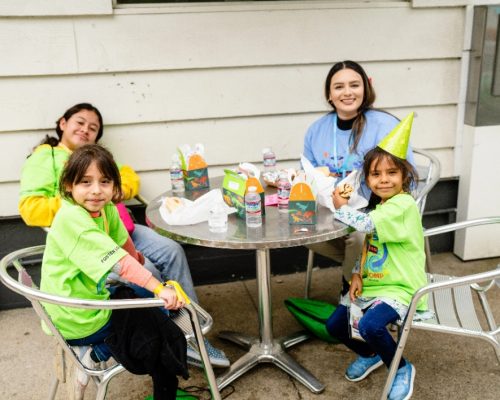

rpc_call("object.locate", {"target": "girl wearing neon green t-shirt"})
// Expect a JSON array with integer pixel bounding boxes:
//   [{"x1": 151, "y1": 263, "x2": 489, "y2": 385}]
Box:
[
  {"x1": 326, "y1": 146, "x2": 427, "y2": 400},
  {"x1": 41, "y1": 144, "x2": 185, "y2": 400}
]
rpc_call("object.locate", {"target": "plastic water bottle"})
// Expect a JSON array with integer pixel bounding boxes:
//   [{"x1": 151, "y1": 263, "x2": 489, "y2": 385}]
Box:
[
  {"x1": 245, "y1": 186, "x2": 262, "y2": 227},
  {"x1": 170, "y1": 154, "x2": 185, "y2": 193},
  {"x1": 262, "y1": 147, "x2": 277, "y2": 172},
  {"x1": 277, "y1": 171, "x2": 291, "y2": 213},
  {"x1": 208, "y1": 202, "x2": 228, "y2": 233}
]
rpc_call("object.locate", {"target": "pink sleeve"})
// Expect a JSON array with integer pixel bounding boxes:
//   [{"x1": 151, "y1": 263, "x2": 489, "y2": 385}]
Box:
[
  {"x1": 118, "y1": 254, "x2": 153, "y2": 287},
  {"x1": 116, "y1": 202, "x2": 135, "y2": 234}
]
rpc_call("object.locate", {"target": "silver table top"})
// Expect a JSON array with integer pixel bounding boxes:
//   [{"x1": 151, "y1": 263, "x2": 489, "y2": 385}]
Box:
[{"x1": 145, "y1": 177, "x2": 350, "y2": 250}]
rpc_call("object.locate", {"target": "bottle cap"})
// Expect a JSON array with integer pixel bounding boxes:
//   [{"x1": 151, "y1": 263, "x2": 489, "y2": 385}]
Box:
[
  {"x1": 262, "y1": 147, "x2": 272, "y2": 154},
  {"x1": 248, "y1": 186, "x2": 257, "y2": 192}
]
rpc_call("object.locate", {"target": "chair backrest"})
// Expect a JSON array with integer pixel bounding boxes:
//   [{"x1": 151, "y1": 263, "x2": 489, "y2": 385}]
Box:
[
  {"x1": 412, "y1": 148, "x2": 441, "y2": 216},
  {"x1": 0, "y1": 245, "x2": 220, "y2": 400}
]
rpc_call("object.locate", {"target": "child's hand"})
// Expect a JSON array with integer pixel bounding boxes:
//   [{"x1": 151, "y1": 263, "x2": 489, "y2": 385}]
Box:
[
  {"x1": 158, "y1": 287, "x2": 185, "y2": 310},
  {"x1": 349, "y1": 273, "x2": 363, "y2": 303},
  {"x1": 332, "y1": 187, "x2": 349, "y2": 209}
]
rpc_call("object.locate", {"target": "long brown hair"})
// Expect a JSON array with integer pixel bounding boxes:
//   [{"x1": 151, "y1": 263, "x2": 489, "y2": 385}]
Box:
[{"x1": 324, "y1": 60, "x2": 376, "y2": 153}]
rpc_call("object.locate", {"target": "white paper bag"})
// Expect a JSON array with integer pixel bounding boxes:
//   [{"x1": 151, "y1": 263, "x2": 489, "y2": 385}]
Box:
[
  {"x1": 349, "y1": 302, "x2": 366, "y2": 342},
  {"x1": 300, "y1": 154, "x2": 337, "y2": 207},
  {"x1": 159, "y1": 189, "x2": 236, "y2": 226},
  {"x1": 328, "y1": 170, "x2": 368, "y2": 212},
  {"x1": 300, "y1": 154, "x2": 368, "y2": 211}
]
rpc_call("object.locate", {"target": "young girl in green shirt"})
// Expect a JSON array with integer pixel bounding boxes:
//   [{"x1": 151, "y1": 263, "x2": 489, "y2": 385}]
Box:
[
  {"x1": 326, "y1": 114, "x2": 427, "y2": 400},
  {"x1": 41, "y1": 144, "x2": 185, "y2": 400}
]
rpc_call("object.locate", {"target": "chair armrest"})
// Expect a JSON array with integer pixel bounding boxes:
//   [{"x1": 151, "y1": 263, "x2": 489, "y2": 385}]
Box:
[
  {"x1": 0, "y1": 245, "x2": 171, "y2": 311},
  {"x1": 404, "y1": 267, "x2": 500, "y2": 326},
  {"x1": 424, "y1": 216, "x2": 500, "y2": 238}
]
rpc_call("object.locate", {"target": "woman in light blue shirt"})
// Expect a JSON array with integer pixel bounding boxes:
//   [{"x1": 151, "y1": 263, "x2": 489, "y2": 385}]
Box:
[{"x1": 303, "y1": 60, "x2": 414, "y2": 294}]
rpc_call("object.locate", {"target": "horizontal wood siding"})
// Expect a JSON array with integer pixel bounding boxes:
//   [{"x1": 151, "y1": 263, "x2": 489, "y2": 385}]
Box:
[
  {"x1": 0, "y1": 2, "x2": 464, "y2": 216},
  {"x1": 0, "y1": 7, "x2": 462, "y2": 77}
]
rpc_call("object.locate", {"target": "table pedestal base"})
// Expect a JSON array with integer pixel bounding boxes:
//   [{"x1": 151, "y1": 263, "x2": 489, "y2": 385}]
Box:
[{"x1": 217, "y1": 330, "x2": 324, "y2": 394}]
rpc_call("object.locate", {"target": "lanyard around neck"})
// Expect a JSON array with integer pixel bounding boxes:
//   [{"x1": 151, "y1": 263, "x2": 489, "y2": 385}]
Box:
[
  {"x1": 332, "y1": 114, "x2": 349, "y2": 178},
  {"x1": 332, "y1": 114, "x2": 338, "y2": 174}
]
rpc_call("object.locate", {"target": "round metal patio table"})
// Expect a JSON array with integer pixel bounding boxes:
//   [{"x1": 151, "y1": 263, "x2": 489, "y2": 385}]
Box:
[{"x1": 145, "y1": 177, "x2": 350, "y2": 393}]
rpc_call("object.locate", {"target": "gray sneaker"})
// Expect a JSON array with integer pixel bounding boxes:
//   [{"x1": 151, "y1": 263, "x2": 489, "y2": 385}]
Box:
[{"x1": 186, "y1": 339, "x2": 230, "y2": 368}]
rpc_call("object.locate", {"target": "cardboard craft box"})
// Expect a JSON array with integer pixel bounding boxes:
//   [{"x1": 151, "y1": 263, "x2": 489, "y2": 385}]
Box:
[
  {"x1": 222, "y1": 171, "x2": 265, "y2": 219},
  {"x1": 179, "y1": 151, "x2": 209, "y2": 191},
  {"x1": 222, "y1": 169, "x2": 246, "y2": 218},
  {"x1": 288, "y1": 182, "x2": 316, "y2": 225}
]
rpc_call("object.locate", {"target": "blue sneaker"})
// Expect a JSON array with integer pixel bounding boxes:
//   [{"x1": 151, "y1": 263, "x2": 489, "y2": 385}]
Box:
[
  {"x1": 389, "y1": 362, "x2": 415, "y2": 400},
  {"x1": 187, "y1": 339, "x2": 230, "y2": 368},
  {"x1": 345, "y1": 354, "x2": 384, "y2": 382}
]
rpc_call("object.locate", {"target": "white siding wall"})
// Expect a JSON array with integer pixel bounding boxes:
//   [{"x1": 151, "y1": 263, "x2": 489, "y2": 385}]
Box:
[{"x1": 0, "y1": 1, "x2": 464, "y2": 216}]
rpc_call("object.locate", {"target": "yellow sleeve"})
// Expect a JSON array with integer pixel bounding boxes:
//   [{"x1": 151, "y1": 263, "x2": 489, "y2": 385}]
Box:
[
  {"x1": 119, "y1": 165, "x2": 140, "y2": 200},
  {"x1": 18, "y1": 195, "x2": 62, "y2": 227}
]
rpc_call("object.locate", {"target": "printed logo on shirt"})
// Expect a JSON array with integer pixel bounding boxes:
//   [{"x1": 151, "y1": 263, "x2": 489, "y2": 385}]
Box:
[
  {"x1": 366, "y1": 242, "x2": 388, "y2": 275},
  {"x1": 101, "y1": 245, "x2": 120, "y2": 264},
  {"x1": 322, "y1": 153, "x2": 363, "y2": 178},
  {"x1": 326, "y1": 155, "x2": 346, "y2": 177}
]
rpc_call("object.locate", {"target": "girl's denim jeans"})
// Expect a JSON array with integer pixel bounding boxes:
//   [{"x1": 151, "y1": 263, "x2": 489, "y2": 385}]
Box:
[{"x1": 326, "y1": 302, "x2": 405, "y2": 369}]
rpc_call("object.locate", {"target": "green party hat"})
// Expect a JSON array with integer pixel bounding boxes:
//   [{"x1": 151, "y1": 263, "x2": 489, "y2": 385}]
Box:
[{"x1": 377, "y1": 112, "x2": 414, "y2": 159}]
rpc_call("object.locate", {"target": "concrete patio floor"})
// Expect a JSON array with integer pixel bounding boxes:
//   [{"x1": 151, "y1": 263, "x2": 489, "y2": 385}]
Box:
[{"x1": 1, "y1": 252, "x2": 499, "y2": 399}]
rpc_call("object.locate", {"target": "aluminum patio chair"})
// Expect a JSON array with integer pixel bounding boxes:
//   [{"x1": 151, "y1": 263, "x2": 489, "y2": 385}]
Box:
[
  {"x1": 304, "y1": 148, "x2": 441, "y2": 298},
  {"x1": 0, "y1": 245, "x2": 222, "y2": 400},
  {"x1": 380, "y1": 217, "x2": 500, "y2": 399}
]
